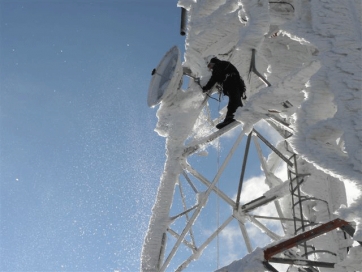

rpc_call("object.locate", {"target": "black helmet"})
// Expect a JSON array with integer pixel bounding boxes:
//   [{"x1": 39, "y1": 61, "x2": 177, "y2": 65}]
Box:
[{"x1": 209, "y1": 57, "x2": 219, "y2": 64}]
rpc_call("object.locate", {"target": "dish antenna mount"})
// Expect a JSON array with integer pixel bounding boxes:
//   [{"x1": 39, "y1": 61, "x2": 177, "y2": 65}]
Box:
[{"x1": 147, "y1": 46, "x2": 183, "y2": 107}]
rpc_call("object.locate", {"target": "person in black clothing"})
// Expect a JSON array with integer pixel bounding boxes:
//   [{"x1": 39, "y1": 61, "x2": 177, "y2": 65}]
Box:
[{"x1": 202, "y1": 56, "x2": 245, "y2": 129}]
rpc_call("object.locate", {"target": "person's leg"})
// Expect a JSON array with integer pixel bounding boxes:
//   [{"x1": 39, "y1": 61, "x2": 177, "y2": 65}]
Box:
[
  {"x1": 216, "y1": 91, "x2": 242, "y2": 129},
  {"x1": 216, "y1": 118, "x2": 235, "y2": 129},
  {"x1": 216, "y1": 76, "x2": 243, "y2": 129},
  {"x1": 225, "y1": 89, "x2": 242, "y2": 119}
]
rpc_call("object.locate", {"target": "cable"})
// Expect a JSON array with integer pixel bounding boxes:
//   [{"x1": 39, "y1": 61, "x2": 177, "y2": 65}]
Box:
[
  {"x1": 216, "y1": 99, "x2": 221, "y2": 269},
  {"x1": 206, "y1": 92, "x2": 221, "y2": 102}
]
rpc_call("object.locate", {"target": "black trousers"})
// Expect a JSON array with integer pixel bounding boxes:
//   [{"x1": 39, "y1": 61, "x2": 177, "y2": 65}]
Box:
[{"x1": 223, "y1": 75, "x2": 243, "y2": 119}]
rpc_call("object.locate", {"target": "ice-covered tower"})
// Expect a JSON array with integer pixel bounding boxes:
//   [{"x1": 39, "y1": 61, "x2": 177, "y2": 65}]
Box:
[{"x1": 142, "y1": 0, "x2": 362, "y2": 271}]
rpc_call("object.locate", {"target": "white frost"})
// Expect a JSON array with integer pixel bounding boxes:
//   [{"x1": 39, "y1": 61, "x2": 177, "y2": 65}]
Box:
[{"x1": 142, "y1": 0, "x2": 362, "y2": 271}]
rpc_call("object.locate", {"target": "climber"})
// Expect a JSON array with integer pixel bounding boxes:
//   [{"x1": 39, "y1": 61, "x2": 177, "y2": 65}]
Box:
[{"x1": 202, "y1": 56, "x2": 246, "y2": 129}]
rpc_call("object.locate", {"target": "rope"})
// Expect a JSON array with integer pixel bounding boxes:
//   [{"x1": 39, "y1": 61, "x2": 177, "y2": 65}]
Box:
[
  {"x1": 206, "y1": 92, "x2": 220, "y2": 102},
  {"x1": 216, "y1": 99, "x2": 221, "y2": 269}
]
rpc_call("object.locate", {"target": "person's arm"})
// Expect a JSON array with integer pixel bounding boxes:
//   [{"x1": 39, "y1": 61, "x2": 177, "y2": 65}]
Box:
[
  {"x1": 202, "y1": 64, "x2": 222, "y2": 92},
  {"x1": 202, "y1": 75, "x2": 217, "y2": 92}
]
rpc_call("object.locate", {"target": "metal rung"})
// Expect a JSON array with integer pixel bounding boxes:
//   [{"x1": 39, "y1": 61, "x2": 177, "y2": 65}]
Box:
[
  {"x1": 292, "y1": 197, "x2": 310, "y2": 207},
  {"x1": 295, "y1": 223, "x2": 316, "y2": 234},
  {"x1": 290, "y1": 179, "x2": 306, "y2": 193}
]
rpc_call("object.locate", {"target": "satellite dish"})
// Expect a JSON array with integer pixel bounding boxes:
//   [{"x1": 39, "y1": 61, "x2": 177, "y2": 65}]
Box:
[{"x1": 147, "y1": 46, "x2": 183, "y2": 107}]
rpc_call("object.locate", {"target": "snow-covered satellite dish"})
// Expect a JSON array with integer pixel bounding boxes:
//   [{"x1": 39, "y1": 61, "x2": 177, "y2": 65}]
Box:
[{"x1": 147, "y1": 46, "x2": 183, "y2": 107}]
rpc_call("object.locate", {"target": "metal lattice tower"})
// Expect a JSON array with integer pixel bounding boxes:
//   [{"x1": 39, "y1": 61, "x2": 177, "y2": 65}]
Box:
[
  {"x1": 143, "y1": 108, "x2": 358, "y2": 271},
  {"x1": 142, "y1": 45, "x2": 359, "y2": 271}
]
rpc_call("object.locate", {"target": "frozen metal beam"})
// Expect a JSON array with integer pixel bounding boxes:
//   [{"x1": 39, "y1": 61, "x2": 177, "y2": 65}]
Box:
[
  {"x1": 252, "y1": 133, "x2": 288, "y2": 234},
  {"x1": 253, "y1": 215, "x2": 315, "y2": 224},
  {"x1": 253, "y1": 128, "x2": 293, "y2": 167},
  {"x1": 249, "y1": 216, "x2": 282, "y2": 241},
  {"x1": 169, "y1": 205, "x2": 198, "y2": 221},
  {"x1": 241, "y1": 195, "x2": 277, "y2": 213},
  {"x1": 175, "y1": 216, "x2": 234, "y2": 271},
  {"x1": 161, "y1": 129, "x2": 246, "y2": 271},
  {"x1": 236, "y1": 132, "x2": 252, "y2": 209},
  {"x1": 265, "y1": 117, "x2": 293, "y2": 139},
  {"x1": 249, "y1": 49, "x2": 272, "y2": 86},
  {"x1": 178, "y1": 178, "x2": 197, "y2": 247},
  {"x1": 184, "y1": 163, "x2": 235, "y2": 207},
  {"x1": 167, "y1": 228, "x2": 197, "y2": 252},
  {"x1": 182, "y1": 170, "x2": 198, "y2": 194},
  {"x1": 157, "y1": 232, "x2": 167, "y2": 271},
  {"x1": 253, "y1": 134, "x2": 269, "y2": 175},
  {"x1": 269, "y1": 257, "x2": 334, "y2": 268},
  {"x1": 183, "y1": 121, "x2": 240, "y2": 156},
  {"x1": 238, "y1": 221, "x2": 253, "y2": 253},
  {"x1": 267, "y1": 114, "x2": 293, "y2": 132},
  {"x1": 264, "y1": 218, "x2": 351, "y2": 260}
]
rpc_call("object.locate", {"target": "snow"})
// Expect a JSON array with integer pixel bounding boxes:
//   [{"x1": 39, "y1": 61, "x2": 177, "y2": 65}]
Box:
[
  {"x1": 215, "y1": 247, "x2": 267, "y2": 272},
  {"x1": 334, "y1": 246, "x2": 362, "y2": 272},
  {"x1": 142, "y1": 0, "x2": 362, "y2": 271}
]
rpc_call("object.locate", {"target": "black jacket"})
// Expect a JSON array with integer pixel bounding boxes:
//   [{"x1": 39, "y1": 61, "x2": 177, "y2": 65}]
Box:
[{"x1": 202, "y1": 59, "x2": 241, "y2": 94}]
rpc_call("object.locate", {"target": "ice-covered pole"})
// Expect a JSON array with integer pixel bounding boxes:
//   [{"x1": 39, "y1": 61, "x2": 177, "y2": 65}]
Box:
[{"x1": 141, "y1": 81, "x2": 207, "y2": 271}]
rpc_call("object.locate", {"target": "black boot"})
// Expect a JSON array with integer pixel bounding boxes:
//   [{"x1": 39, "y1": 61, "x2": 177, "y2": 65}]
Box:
[{"x1": 216, "y1": 116, "x2": 235, "y2": 129}]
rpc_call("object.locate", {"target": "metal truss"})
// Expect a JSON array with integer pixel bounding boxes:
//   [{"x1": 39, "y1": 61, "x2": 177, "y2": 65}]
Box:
[
  {"x1": 155, "y1": 118, "x2": 302, "y2": 271},
  {"x1": 151, "y1": 112, "x2": 359, "y2": 271},
  {"x1": 146, "y1": 49, "x2": 355, "y2": 272}
]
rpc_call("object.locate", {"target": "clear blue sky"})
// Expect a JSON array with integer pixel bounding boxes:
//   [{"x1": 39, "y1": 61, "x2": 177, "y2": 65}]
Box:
[
  {"x1": 0, "y1": 1, "x2": 284, "y2": 271},
  {"x1": 0, "y1": 1, "x2": 185, "y2": 271}
]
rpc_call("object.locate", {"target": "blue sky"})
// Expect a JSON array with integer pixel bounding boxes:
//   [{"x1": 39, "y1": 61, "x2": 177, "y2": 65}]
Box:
[
  {"x1": 0, "y1": 1, "x2": 287, "y2": 271},
  {"x1": 0, "y1": 1, "x2": 185, "y2": 271}
]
